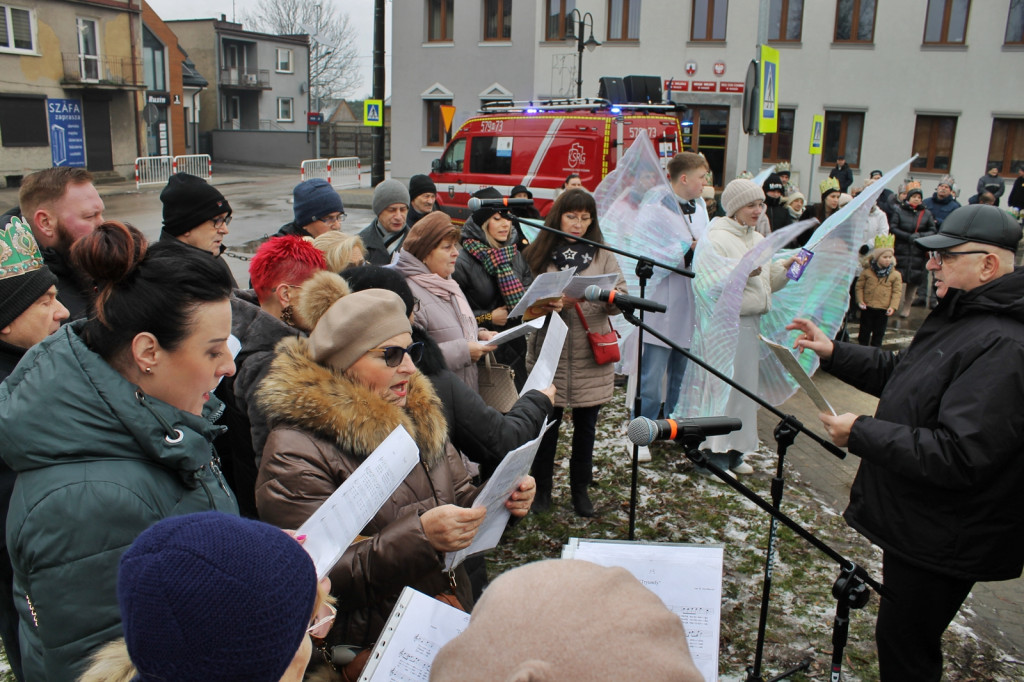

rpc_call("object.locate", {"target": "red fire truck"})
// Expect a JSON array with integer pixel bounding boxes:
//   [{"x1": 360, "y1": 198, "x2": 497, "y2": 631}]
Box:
[{"x1": 429, "y1": 98, "x2": 684, "y2": 221}]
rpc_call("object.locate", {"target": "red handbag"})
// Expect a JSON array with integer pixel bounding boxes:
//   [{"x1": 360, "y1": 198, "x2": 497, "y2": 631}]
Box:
[{"x1": 575, "y1": 303, "x2": 621, "y2": 365}]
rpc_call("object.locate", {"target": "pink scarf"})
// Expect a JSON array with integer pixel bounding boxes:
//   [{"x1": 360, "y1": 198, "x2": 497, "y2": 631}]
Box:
[{"x1": 406, "y1": 271, "x2": 477, "y2": 333}]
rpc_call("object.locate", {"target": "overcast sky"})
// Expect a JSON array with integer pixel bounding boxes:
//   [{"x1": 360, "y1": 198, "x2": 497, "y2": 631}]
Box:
[{"x1": 146, "y1": 0, "x2": 391, "y2": 99}]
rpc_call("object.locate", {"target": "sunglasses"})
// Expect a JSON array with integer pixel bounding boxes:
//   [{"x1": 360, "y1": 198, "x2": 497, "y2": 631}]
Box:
[{"x1": 367, "y1": 342, "x2": 423, "y2": 367}]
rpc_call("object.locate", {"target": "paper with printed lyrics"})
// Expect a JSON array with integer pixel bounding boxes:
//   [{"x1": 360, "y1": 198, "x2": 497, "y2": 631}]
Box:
[
  {"x1": 759, "y1": 335, "x2": 837, "y2": 415},
  {"x1": 561, "y1": 538, "x2": 724, "y2": 682},
  {"x1": 508, "y1": 267, "x2": 577, "y2": 318},
  {"x1": 485, "y1": 316, "x2": 545, "y2": 346},
  {"x1": 444, "y1": 420, "x2": 554, "y2": 571},
  {"x1": 561, "y1": 272, "x2": 620, "y2": 300},
  {"x1": 359, "y1": 586, "x2": 470, "y2": 682},
  {"x1": 518, "y1": 312, "x2": 568, "y2": 396},
  {"x1": 297, "y1": 426, "x2": 420, "y2": 579}
]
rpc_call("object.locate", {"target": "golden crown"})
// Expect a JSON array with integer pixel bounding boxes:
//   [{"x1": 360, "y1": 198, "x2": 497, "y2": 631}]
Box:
[
  {"x1": 0, "y1": 214, "x2": 45, "y2": 281},
  {"x1": 819, "y1": 177, "x2": 840, "y2": 195},
  {"x1": 874, "y1": 234, "x2": 896, "y2": 250}
]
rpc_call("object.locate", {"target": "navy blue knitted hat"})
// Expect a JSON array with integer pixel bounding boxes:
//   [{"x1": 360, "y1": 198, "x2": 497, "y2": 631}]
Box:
[
  {"x1": 118, "y1": 511, "x2": 317, "y2": 682},
  {"x1": 293, "y1": 178, "x2": 344, "y2": 228}
]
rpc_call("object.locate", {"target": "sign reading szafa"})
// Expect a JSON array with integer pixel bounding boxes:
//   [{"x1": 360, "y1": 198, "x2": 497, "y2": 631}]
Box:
[{"x1": 46, "y1": 98, "x2": 86, "y2": 167}]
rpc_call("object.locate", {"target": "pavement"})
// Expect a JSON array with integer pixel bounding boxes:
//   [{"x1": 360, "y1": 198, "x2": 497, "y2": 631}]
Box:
[{"x1": 761, "y1": 308, "x2": 1024, "y2": 660}]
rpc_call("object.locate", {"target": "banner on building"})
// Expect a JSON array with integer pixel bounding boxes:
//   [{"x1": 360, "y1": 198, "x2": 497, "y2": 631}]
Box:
[{"x1": 47, "y1": 98, "x2": 86, "y2": 167}]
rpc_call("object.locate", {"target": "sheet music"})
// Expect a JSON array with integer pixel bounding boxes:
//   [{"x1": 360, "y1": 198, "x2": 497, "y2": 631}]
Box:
[
  {"x1": 297, "y1": 427, "x2": 420, "y2": 579},
  {"x1": 561, "y1": 538, "x2": 723, "y2": 682},
  {"x1": 444, "y1": 421, "x2": 554, "y2": 571},
  {"x1": 519, "y1": 313, "x2": 568, "y2": 396},
  {"x1": 485, "y1": 316, "x2": 545, "y2": 346},
  {"x1": 508, "y1": 267, "x2": 576, "y2": 318},
  {"x1": 360, "y1": 587, "x2": 470, "y2": 682},
  {"x1": 561, "y1": 272, "x2": 620, "y2": 300},
  {"x1": 759, "y1": 335, "x2": 836, "y2": 415}
]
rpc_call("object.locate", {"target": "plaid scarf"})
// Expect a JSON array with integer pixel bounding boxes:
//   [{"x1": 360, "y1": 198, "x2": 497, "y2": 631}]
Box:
[{"x1": 462, "y1": 238, "x2": 527, "y2": 309}]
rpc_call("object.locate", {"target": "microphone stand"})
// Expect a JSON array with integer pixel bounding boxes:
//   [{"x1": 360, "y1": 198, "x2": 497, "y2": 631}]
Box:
[
  {"x1": 510, "y1": 214, "x2": 690, "y2": 539},
  {"x1": 619, "y1": 311, "x2": 849, "y2": 681}
]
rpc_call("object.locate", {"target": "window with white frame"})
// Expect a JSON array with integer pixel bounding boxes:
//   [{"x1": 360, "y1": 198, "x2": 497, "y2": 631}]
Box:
[
  {"x1": 277, "y1": 97, "x2": 293, "y2": 121},
  {"x1": 77, "y1": 17, "x2": 100, "y2": 81},
  {"x1": 0, "y1": 4, "x2": 34, "y2": 53},
  {"x1": 276, "y1": 48, "x2": 293, "y2": 73}
]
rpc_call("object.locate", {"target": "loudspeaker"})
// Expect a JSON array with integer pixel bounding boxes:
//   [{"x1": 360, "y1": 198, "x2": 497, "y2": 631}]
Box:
[
  {"x1": 624, "y1": 75, "x2": 662, "y2": 104},
  {"x1": 598, "y1": 76, "x2": 627, "y2": 104}
]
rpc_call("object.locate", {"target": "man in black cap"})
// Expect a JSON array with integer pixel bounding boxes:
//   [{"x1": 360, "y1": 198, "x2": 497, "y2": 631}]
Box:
[
  {"x1": 761, "y1": 172, "x2": 791, "y2": 232},
  {"x1": 159, "y1": 173, "x2": 237, "y2": 286},
  {"x1": 829, "y1": 154, "x2": 853, "y2": 193},
  {"x1": 788, "y1": 204, "x2": 1024, "y2": 681},
  {"x1": 407, "y1": 174, "x2": 437, "y2": 226}
]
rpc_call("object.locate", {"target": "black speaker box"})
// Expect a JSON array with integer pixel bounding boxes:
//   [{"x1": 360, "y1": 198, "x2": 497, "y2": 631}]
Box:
[
  {"x1": 598, "y1": 76, "x2": 627, "y2": 104},
  {"x1": 624, "y1": 75, "x2": 662, "y2": 104}
]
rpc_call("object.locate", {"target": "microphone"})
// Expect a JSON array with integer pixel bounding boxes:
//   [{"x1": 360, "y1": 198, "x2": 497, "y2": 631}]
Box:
[
  {"x1": 627, "y1": 416, "x2": 742, "y2": 446},
  {"x1": 583, "y1": 285, "x2": 667, "y2": 314},
  {"x1": 467, "y1": 197, "x2": 536, "y2": 211}
]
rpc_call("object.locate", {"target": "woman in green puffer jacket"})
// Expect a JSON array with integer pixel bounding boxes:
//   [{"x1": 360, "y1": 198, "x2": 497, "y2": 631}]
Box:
[{"x1": 0, "y1": 222, "x2": 238, "y2": 682}]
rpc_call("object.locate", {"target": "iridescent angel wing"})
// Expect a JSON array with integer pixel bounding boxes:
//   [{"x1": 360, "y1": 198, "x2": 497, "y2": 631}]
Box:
[{"x1": 751, "y1": 164, "x2": 777, "y2": 187}]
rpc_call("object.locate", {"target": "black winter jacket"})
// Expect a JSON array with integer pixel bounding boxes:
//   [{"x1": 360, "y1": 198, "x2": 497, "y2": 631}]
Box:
[
  {"x1": 825, "y1": 267, "x2": 1024, "y2": 581},
  {"x1": 889, "y1": 202, "x2": 936, "y2": 286}
]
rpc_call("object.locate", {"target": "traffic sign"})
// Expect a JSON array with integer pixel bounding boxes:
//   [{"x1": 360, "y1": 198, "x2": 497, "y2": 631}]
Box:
[
  {"x1": 364, "y1": 99, "x2": 383, "y2": 127},
  {"x1": 307, "y1": 112, "x2": 323, "y2": 125},
  {"x1": 808, "y1": 114, "x2": 824, "y2": 155},
  {"x1": 440, "y1": 105, "x2": 456, "y2": 133},
  {"x1": 758, "y1": 45, "x2": 779, "y2": 134}
]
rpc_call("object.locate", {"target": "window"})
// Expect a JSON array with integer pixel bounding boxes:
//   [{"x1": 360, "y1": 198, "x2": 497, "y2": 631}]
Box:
[
  {"x1": 834, "y1": 0, "x2": 876, "y2": 43},
  {"x1": 690, "y1": 0, "x2": 726, "y2": 41},
  {"x1": 469, "y1": 136, "x2": 512, "y2": 175},
  {"x1": 546, "y1": 0, "x2": 576, "y2": 40},
  {"x1": 277, "y1": 97, "x2": 293, "y2": 122},
  {"x1": 823, "y1": 111, "x2": 863, "y2": 166},
  {"x1": 769, "y1": 0, "x2": 802, "y2": 41},
  {"x1": 763, "y1": 108, "x2": 795, "y2": 163},
  {"x1": 77, "y1": 17, "x2": 100, "y2": 81},
  {"x1": 923, "y1": 0, "x2": 970, "y2": 45},
  {"x1": 0, "y1": 4, "x2": 34, "y2": 53},
  {"x1": 425, "y1": 98, "x2": 452, "y2": 147},
  {"x1": 1005, "y1": 0, "x2": 1023, "y2": 44},
  {"x1": 427, "y1": 0, "x2": 453, "y2": 42},
  {"x1": 438, "y1": 137, "x2": 465, "y2": 172},
  {"x1": 143, "y1": 26, "x2": 165, "y2": 91},
  {"x1": 484, "y1": 0, "x2": 512, "y2": 40},
  {"x1": 987, "y1": 118, "x2": 1024, "y2": 176},
  {"x1": 0, "y1": 94, "x2": 47, "y2": 146},
  {"x1": 910, "y1": 115, "x2": 957, "y2": 173},
  {"x1": 608, "y1": 0, "x2": 640, "y2": 41},
  {"x1": 276, "y1": 48, "x2": 293, "y2": 73}
]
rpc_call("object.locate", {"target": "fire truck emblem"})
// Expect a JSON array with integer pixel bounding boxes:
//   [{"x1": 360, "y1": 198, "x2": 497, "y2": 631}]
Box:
[{"x1": 567, "y1": 142, "x2": 586, "y2": 168}]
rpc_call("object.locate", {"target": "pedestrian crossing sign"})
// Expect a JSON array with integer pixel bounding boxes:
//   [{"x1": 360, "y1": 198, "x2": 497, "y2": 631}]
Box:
[
  {"x1": 809, "y1": 114, "x2": 824, "y2": 155},
  {"x1": 758, "y1": 45, "x2": 779, "y2": 134},
  {"x1": 364, "y1": 100, "x2": 383, "y2": 127}
]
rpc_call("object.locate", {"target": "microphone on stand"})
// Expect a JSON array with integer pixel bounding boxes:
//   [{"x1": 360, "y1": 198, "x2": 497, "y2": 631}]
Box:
[
  {"x1": 467, "y1": 197, "x2": 536, "y2": 211},
  {"x1": 627, "y1": 416, "x2": 742, "y2": 446},
  {"x1": 583, "y1": 286, "x2": 667, "y2": 314}
]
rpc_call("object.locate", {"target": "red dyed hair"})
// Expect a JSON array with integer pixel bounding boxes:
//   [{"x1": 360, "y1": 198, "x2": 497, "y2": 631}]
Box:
[{"x1": 249, "y1": 236, "x2": 327, "y2": 303}]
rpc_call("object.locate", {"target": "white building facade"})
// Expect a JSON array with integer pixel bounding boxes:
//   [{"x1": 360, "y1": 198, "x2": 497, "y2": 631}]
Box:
[{"x1": 392, "y1": 0, "x2": 1022, "y2": 198}]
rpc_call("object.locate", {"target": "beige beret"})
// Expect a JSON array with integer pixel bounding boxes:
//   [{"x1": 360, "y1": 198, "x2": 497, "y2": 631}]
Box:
[{"x1": 306, "y1": 289, "x2": 411, "y2": 371}]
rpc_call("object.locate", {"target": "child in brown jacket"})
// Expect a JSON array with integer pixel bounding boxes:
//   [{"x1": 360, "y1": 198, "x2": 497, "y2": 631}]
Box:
[{"x1": 856, "y1": 236, "x2": 903, "y2": 346}]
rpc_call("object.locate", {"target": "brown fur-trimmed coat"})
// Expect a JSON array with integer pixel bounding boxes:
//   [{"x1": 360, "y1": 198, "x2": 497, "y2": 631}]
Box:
[{"x1": 255, "y1": 337, "x2": 478, "y2": 649}]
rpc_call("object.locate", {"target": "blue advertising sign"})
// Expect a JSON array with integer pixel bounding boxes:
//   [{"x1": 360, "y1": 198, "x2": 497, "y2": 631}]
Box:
[{"x1": 47, "y1": 98, "x2": 86, "y2": 167}]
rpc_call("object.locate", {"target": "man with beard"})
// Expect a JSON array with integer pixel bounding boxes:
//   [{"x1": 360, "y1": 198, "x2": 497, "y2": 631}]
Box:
[{"x1": 1, "y1": 168, "x2": 104, "y2": 320}]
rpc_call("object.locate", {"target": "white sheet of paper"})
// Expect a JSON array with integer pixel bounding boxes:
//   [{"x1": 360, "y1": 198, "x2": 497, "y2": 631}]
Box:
[
  {"x1": 485, "y1": 316, "x2": 545, "y2": 346},
  {"x1": 561, "y1": 272, "x2": 620, "y2": 300},
  {"x1": 297, "y1": 426, "x2": 420, "y2": 579},
  {"x1": 519, "y1": 313, "x2": 568, "y2": 396},
  {"x1": 508, "y1": 267, "x2": 576, "y2": 318},
  {"x1": 561, "y1": 539, "x2": 723, "y2": 682},
  {"x1": 360, "y1": 587, "x2": 471, "y2": 682},
  {"x1": 444, "y1": 420, "x2": 554, "y2": 571},
  {"x1": 759, "y1": 335, "x2": 836, "y2": 415}
]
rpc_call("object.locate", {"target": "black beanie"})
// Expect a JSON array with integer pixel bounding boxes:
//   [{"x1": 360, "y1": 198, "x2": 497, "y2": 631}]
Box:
[
  {"x1": 762, "y1": 173, "x2": 784, "y2": 194},
  {"x1": 160, "y1": 174, "x2": 232, "y2": 236},
  {"x1": 409, "y1": 174, "x2": 437, "y2": 200},
  {"x1": 471, "y1": 187, "x2": 507, "y2": 226}
]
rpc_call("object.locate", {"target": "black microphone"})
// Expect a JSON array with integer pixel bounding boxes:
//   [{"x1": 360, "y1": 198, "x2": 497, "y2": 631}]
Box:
[
  {"x1": 627, "y1": 416, "x2": 742, "y2": 446},
  {"x1": 583, "y1": 285, "x2": 667, "y2": 314},
  {"x1": 466, "y1": 197, "x2": 536, "y2": 211}
]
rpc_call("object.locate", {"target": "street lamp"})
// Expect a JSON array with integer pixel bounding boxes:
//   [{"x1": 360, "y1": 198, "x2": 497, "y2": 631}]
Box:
[{"x1": 565, "y1": 9, "x2": 600, "y2": 99}]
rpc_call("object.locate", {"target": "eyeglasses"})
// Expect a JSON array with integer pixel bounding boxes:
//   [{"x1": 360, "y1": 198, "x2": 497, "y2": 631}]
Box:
[
  {"x1": 307, "y1": 602, "x2": 336, "y2": 638},
  {"x1": 927, "y1": 250, "x2": 991, "y2": 266},
  {"x1": 317, "y1": 213, "x2": 346, "y2": 226},
  {"x1": 212, "y1": 215, "x2": 232, "y2": 228},
  {"x1": 367, "y1": 342, "x2": 424, "y2": 367}
]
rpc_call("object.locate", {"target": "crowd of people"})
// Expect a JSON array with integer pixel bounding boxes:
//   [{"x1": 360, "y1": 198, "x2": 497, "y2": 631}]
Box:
[{"x1": 1, "y1": 154, "x2": 1022, "y2": 681}]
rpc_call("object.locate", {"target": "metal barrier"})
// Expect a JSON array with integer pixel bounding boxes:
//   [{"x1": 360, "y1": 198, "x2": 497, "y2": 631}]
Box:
[
  {"x1": 135, "y1": 156, "x2": 173, "y2": 189},
  {"x1": 173, "y1": 154, "x2": 212, "y2": 180},
  {"x1": 328, "y1": 157, "x2": 361, "y2": 189},
  {"x1": 300, "y1": 158, "x2": 330, "y2": 183}
]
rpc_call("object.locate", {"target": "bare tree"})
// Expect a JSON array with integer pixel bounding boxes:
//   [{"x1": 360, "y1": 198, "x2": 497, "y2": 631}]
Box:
[{"x1": 243, "y1": 0, "x2": 362, "y2": 101}]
